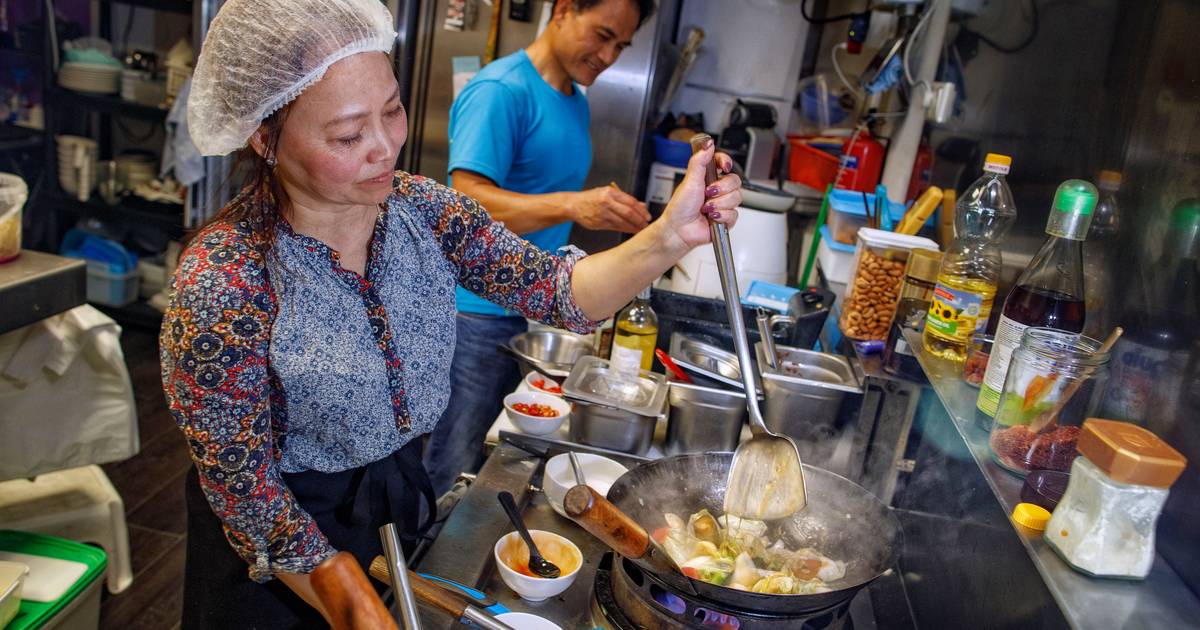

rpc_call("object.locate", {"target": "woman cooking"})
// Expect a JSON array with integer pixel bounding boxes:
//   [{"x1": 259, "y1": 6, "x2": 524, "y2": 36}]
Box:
[{"x1": 161, "y1": 0, "x2": 741, "y2": 627}]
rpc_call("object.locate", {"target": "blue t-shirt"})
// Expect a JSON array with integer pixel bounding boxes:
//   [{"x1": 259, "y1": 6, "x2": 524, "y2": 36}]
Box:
[{"x1": 448, "y1": 49, "x2": 592, "y2": 316}]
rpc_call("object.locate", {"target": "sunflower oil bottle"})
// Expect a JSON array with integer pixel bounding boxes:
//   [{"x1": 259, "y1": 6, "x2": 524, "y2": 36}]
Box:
[{"x1": 923, "y1": 153, "x2": 1017, "y2": 362}]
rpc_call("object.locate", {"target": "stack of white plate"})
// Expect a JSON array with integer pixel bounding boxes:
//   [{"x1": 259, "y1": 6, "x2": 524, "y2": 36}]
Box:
[
  {"x1": 58, "y1": 62, "x2": 122, "y2": 95},
  {"x1": 120, "y1": 70, "x2": 167, "y2": 107},
  {"x1": 56, "y1": 135, "x2": 99, "y2": 199},
  {"x1": 116, "y1": 152, "x2": 158, "y2": 190}
]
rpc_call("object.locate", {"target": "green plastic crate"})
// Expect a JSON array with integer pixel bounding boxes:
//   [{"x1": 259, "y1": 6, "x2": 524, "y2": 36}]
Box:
[{"x1": 0, "y1": 531, "x2": 106, "y2": 630}]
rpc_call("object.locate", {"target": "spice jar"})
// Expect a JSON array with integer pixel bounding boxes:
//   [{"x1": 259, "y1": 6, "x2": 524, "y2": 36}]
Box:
[
  {"x1": 1044, "y1": 419, "x2": 1186, "y2": 579},
  {"x1": 988, "y1": 328, "x2": 1110, "y2": 476},
  {"x1": 883, "y1": 248, "x2": 941, "y2": 379},
  {"x1": 962, "y1": 334, "x2": 993, "y2": 388},
  {"x1": 839, "y1": 228, "x2": 940, "y2": 341}
]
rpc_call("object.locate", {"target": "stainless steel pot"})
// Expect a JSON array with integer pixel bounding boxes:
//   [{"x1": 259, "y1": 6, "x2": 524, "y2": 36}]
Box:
[
  {"x1": 562, "y1": 356, "x2": 667, "y2": 455},
  {"x1": 755, "y1": 342, "x2": 861, "y2": 443},
  {"x1": 507, "y1": 330, "x2": 593, "y2": 379},
  {"x1": 567, "y1": 400, "x2": 659, "y2": 455},
  {"x1": 665, "y1": 380, "x2": 745, "y2": 455}
]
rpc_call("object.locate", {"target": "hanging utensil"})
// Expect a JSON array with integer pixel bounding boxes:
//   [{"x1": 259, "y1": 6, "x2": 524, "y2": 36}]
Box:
[
  {"x1": 688, "y1": 133, "x2": 807, "y2": 521},
  {"x1": 497, "y1": 492, "x2": 560, "y2": 578},
  {"x1": 568, "y1": 451, "x2": 587, "y2": 486},
  {"x1": 380, "y1": 523, "x2": 423, "y2": 630},
  {"x1": 756, "y1": 308, "x2": 779, "y2": 370}
]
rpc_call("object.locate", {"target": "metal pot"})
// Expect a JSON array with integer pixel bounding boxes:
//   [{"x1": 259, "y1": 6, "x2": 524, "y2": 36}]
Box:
[
  {"x1": 569, "y1": 453, "x2": 901, "y2": 615},
  {"x1": 567, "y1": 399, "x2": 658, "y2": 455},
  {"x1": 665, "y1": 380, "x2": 745, "y2": 455},
  {"x1": 755, "y1": 342, "x2": 861, "y2": 443},
  {"x1": 562, "y1": 356, "x2": 668, "y2": 455},
  {"x1": 507, "y1": 330, "x2": 593, "y2": 379}
]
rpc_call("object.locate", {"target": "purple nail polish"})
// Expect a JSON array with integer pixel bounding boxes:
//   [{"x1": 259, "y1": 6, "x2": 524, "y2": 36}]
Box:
[
  {"x1": 710, "y1": 211, "x2": 722, "y2": 220},
  {"x1": 706, "y1": 186, "x2": 719, "y2": 197},
  {"x1": 703, "y1": 202, "x2": 716, "y2": 213}
]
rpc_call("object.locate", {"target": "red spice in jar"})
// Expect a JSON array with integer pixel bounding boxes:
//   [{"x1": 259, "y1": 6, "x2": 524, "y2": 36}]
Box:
[
  {"x1": 963, "y1": 350, "x2": 989, "y2": 386},
  {"x1": 990, "y1": 424, "x2": 1081, "y2": 474}
]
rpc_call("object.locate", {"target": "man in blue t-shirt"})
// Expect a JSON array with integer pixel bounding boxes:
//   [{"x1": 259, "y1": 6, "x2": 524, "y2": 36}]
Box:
[{"x1": 425, "y1": 0, "x2": 655, "y2": 494}]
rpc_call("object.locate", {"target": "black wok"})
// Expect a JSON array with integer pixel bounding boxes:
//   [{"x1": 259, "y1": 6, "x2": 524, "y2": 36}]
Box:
[{"x1": 572, "y1": 453, "x2": 901, "y2": 615}]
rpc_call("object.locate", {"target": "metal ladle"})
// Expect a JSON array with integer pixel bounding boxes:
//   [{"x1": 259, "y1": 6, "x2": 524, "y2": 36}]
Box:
[{"x1": 689, "y1": 134, "x2": 807, "y2": 521}]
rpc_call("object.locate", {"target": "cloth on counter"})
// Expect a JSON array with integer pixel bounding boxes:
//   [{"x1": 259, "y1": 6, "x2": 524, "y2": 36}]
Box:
[
  {"x1": 160, "y1": 171, "x2": 599, "y2": 582},
  {"x1": 448, "y1": 48, "x2": 592, "y2": 317},
  {"x1": 0, "y1": 305, "x2": 138, "y2": 481},
  {"x1": 161, "y1": 78, "x2": 204, "y2": 186}
]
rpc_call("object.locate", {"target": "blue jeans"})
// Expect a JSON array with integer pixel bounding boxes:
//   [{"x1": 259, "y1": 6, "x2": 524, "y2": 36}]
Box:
[{"x1": 424, "y1": 313, "x2": 528, "y2": 496}]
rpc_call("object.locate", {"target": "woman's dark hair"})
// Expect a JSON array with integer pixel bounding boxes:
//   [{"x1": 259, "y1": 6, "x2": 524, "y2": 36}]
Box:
[
  {"x1": 184, "y1": 105, "x2": 292, "y2": 255},
  {"x1": 554, "y1": 0, "x2": 656, "y2": 28}
]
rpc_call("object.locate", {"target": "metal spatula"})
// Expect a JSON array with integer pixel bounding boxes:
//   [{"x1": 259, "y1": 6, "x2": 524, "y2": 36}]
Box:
[{"x1": 689, "y1": 134, "x2": 807, "y2": 521}]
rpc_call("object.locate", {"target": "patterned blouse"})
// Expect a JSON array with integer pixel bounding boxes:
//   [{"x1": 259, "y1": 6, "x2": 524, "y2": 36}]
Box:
[{"x1": 160, "y1": 172, "x2": 597, "y2": 581}]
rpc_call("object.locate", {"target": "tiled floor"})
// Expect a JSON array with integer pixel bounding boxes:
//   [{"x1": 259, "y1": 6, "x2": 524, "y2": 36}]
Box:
[{"x1": 99, "y1": 327, "x2": 191, "y2": 630}]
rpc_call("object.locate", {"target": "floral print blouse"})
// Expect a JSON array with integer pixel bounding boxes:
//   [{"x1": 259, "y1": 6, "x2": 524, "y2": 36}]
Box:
[{"x1": 160, "y1": 172, "x2": 597, "y2": 581}]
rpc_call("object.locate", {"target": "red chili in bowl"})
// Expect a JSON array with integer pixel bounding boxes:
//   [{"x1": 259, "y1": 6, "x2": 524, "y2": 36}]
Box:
[
  {"x1": 532, "y1": 379, "x2": 563, "y2": 394},
  {"x1": 513, "y1": 402, "x2": 559, "y2": 417}
]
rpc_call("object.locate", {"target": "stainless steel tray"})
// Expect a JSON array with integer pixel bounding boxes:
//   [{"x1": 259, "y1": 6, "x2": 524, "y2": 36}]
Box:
[
  {"x1": 668, "y1": 332, "x2": 763, "y2": 395},
  {"x1": 561, "y1": 355, "x2": 668, "y2": 417}
]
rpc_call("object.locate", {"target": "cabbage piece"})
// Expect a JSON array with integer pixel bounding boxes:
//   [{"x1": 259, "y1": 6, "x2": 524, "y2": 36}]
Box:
[
  {"x1": 687, "y1": 509, "x2": 721, "y2": 545},
  {"x1": 681, "y1": 554, "x2": 733, "y2": 586},
  {"x1": 751, "y1": 573, "x2": 798, "y2": 594},
  {"x1": 730, "y1": 552, "x2": 760, "y2": 590},
  {"x1": 663, "y1": 513, "x2": 686, "y2": 531},
  {"x1": 817, "y1": 558, "x2": 846, "y2": 582}
]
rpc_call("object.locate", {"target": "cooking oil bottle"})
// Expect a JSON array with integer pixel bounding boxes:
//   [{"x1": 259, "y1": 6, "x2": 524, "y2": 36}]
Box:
[
  {"x1": 923, "y1": 153, "x2": 1017, "y2": 362},
  {"x1": 610, "y1": 286, "x2": 658, "y2": 374}
]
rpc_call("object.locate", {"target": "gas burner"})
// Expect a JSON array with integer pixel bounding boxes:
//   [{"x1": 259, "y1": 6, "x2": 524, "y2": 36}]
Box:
[{"x1": 590, "y1": 553, "x2": 853, "y2": 630}]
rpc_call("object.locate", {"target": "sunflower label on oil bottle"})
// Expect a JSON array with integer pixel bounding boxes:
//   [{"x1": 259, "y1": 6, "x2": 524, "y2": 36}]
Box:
[{"x1": 925, "y1": 284, "x2": 985, "y2": 343}]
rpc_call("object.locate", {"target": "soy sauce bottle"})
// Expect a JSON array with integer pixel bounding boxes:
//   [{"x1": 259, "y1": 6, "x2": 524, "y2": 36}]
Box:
[{"x1": 976, "y1": 180, "x2": 1097, "y2": 418}]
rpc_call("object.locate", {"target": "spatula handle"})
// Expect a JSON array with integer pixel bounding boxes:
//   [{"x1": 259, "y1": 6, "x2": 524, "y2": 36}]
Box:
[
  {"x1": 563, "y1": 485, "x2": 650, "y2": 560},
  {"x1": 311, "y1": 552, "x2": 400, "y2": 630}
]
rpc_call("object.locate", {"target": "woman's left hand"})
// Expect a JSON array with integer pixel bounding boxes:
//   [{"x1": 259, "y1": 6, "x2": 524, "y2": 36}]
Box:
[{"x1": 658, "y1": 139, "x2": 742, "y2": 251}]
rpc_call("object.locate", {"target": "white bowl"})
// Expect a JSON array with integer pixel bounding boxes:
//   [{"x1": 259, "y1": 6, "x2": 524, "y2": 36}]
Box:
[
  {"x1": 542, "y1": 453, "x2": 628, "y2": 519},
  {"x1": 494, "y1": 612, "x2": 564, "y2": 630},
  {"x1": 523, "y1": 371, "x2": 564, "y2": 396},
  {"x1": 504, "y1": 391, "x2": 570, "y2": 436},
  {"x1": 493, "y1": 530, "x2": 581, "y2": 602}
]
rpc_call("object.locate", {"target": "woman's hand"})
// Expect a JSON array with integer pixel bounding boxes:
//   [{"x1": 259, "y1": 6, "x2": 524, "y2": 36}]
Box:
[{"x1": 657, "y1": 138, "x2": 742, "y2": 252}]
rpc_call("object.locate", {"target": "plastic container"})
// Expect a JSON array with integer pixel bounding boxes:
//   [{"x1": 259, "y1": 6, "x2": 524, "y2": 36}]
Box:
[
  {"x1": 962, "y1": 334, "x2": 993, "y2": 389},
  {"x1": 86, "y1": 263, "x2": 139, "y2": 307},
  {"x1": 988, "y1": 328, "x2": 1110, "y2": 477},
  {"x1": 1044, "y1": 419, "x2": 1186, "y2": 579},
  {"x1": 1020, "y1": 469, "x2": 1069, "y2": 511},
  {"x1": 786, "y1": 139, "x2": 839, "y2": 191},
  {"x1": 0, "y1": 173, "x2": 27, "y2": 263},
  {"x1": 816, "y1": 226, "x2": 856, "y2": 285},
  {"x1": 826, "y1": 189, "x2": 909, "y2": 245},
  {"x1": 0, "y1": 530, "x2": 107, "y2": 630},
  {"x1": 652, "y1": 135, "x2": 691, "y2": 168},
  {"x1": 838, "y1": 228, "x2": 940, "y2": 341},
  {"x1": 0, "y1": 561, "x2": 29, "y2": 629}
]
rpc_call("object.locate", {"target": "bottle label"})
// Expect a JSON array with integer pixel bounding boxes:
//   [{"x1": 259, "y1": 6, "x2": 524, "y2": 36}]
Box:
[
  {"x1": 983, "y1": 162, "x2": 1010, "y2": 175},
  {"x1": 977, "y1": 315, "x2": 1028, "y2": 416},
  {"x1": 925, "y1": 284, "x2": 985, "y2": 342},
  {"x1": 609, "y1": 342, "x2": 644, "y2": 377}
]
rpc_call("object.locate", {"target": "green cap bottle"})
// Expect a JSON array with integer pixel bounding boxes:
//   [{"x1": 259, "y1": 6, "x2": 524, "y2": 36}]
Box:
[{"x1": 1046, "y1": 179, "x2": 1098, "y2": 240}]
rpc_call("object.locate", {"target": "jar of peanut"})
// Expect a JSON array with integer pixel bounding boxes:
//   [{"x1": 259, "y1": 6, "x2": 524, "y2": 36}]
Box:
[{"x1": 838, "y1": 228, "x2": 940, "y2": 341}]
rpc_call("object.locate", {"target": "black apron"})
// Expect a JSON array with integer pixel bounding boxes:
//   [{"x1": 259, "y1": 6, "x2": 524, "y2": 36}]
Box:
[{"x1": 182, "y1": 438, "x2": 436, "y2": 629}]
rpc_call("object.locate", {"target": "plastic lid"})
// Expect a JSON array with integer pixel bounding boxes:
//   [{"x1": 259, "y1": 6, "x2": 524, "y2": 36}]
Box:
[
  {"x1": 856, "y1": 227, "x2": 940, "y2": 253},
  {"x1": 1011, "y1": 502, "x2": 1051, "y2": 531},
  {"x1": 904, "y1": 248, "x2": 942, "y2": 283},
  {"x1": 638, "y1": 286, "x2": 652, "y2": 300},
  {"x1": 1078, "y1": 418, "x2": 1187, "y2": 488},
  {"x1": 983, "y1": 153, "x2": 1012, "y2": 174},
  {"x1": 1046, "y1": 179, "x2": 1098, "y2": 240},
  {"x1": 1098, "y1": 170, "x2": 1122, "y2": 190}
]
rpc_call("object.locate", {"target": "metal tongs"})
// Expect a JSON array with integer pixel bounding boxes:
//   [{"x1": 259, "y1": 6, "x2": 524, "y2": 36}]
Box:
[{"x1": 689, "y1": 134, "x2": 807, "y2": 521}]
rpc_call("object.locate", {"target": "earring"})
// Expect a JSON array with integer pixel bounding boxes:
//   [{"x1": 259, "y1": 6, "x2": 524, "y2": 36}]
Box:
[{"x1": 266, "y1": 155, "x2": 277, "y2": 168}]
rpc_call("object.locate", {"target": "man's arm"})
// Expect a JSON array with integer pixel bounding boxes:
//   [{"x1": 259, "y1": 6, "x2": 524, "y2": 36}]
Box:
[{"x1": 452, "y1": 169, "x2": 651, "y2": 235}]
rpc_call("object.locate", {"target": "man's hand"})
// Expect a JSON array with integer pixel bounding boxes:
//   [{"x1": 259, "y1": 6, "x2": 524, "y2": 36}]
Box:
[{"x1": 567, "y1": 186, "x2": 651, "y2": 233}]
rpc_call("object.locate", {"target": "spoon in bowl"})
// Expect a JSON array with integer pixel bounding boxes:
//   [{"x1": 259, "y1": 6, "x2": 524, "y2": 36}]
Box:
[{"x1": 497, "y1": 491, "x2": 560, "y2": 579}]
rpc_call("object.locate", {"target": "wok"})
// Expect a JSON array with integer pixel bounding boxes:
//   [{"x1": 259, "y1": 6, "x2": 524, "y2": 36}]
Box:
[{"x1": 572, "y1": 453, "x2": 901, "y2": 615}]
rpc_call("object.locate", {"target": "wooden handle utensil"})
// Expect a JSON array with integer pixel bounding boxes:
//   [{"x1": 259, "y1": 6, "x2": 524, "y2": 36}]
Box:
[{"x1": 311, "y1": 552, "x2": 399, "y2": 630}]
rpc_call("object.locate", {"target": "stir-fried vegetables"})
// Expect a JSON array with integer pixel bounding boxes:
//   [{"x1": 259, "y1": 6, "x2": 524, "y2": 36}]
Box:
[{"x1": 658, "y1": 509, "x2": 846, "y2": 595}]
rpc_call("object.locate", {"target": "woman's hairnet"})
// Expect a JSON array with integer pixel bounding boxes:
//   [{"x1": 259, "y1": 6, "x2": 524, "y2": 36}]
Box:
[{"x1": 188, "y1": 0, "x2": 397, "y2": 157}]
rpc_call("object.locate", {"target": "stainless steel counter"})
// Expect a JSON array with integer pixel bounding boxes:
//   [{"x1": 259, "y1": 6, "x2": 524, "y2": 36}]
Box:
[
  {"x1": 901, "y1": 328, "x2": 1200, "y2": 629},
  {"x1": 0, "y1": 250, "x2": 86, "y2": 335}
]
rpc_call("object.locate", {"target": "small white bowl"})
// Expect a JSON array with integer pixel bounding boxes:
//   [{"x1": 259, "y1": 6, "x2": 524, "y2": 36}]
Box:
[
  {"x1": 504, "y1": 391, "x2": 570, "y2": 436},
  {"x1": 493, "y1": 613, "x2": 564, "y2": 630},
  {"x1": 543, "y1": 453, "x2": 628, "y2": 519},
  {"x1": 494, "y1": 530, "x2": 581, "y2": 602},
  {"x1": 523, "y1": 371, "x2": 565, "y2": 396}
]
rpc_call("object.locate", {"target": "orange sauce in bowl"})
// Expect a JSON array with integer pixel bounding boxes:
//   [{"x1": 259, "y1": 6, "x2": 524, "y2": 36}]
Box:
[{"x1": 498, "y1": 531, "x2": 581, "y2": 579}]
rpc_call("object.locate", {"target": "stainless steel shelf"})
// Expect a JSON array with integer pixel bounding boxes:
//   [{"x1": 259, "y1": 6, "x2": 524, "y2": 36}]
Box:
[
  {"x1": 902, "y1": 328, "x2": 1200, "y2": 629},
  {"x1": 0, "y1": 251, "x2": 86, "y2": 334}
]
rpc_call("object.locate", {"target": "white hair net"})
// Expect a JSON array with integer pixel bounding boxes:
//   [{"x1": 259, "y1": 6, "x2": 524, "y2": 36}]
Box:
[{"x1": 188, "y1": 0, "x2": 397, "y2": 157}]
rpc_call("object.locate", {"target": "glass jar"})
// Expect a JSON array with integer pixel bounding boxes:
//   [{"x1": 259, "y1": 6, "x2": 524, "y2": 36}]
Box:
[
  {"x1": 1044, "y1": 419, "x2": 1186, "y2": 579},
  {"x1": 883, "y1": 248, "x2": 941, "y2": 379},
  {"x1": 962, "y1": 334, "x2": 993, "y2": 388},
  {"x1": 0, "y1": 173, "x2": 27, "y2": 263},
  {"x1": 988, "y1": 328, "x2": 1110, "y2": 476}
]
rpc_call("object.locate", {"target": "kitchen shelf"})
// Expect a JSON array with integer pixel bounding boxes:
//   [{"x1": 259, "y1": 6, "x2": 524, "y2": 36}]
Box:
[
  {"x1": 0, "y1": 250, "x2": 87, "y2": 335},
  {"x1": 0, "y1": 124, "x2": 43, "y2": 152},
  {"x1": 52, "y1": 193, "x2": 184, "y2": 238},
  {"x1": 101, "y1": 0, "x2": 194, "y2": 15},
  {"x1": 903, "y1": 328, "x2": 1200, "y2": 629},
  {"x1": 48, "y1": 87, "x2": 169, "y2": 120}
]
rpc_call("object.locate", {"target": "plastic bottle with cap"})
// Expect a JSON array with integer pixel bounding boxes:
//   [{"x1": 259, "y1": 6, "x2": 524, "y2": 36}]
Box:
[
  {"x1": 1083, "y1": 170, "x2": 1122, "y2": 338},
  {"x1": 923, "y1": 153, "x2": 1017, "y2": 363},
  {"x1": 977, "y1": 179, "x2": 1097, "y2": 418},
  {"x1": 1044, "y1": 418, "x2": 1187, "y2": 579}
]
